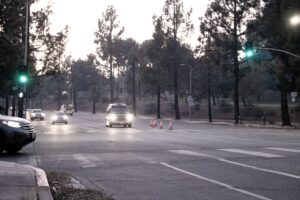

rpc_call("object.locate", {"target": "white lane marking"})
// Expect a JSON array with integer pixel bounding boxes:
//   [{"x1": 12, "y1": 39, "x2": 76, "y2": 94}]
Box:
[
  {"x1": 218, "y1": 149, "x2": 284, "y2": 158},
  {"x1": 73, "y1": 154, "x2": 97, "y2": 168},
  {"x1": 265, "y1": 147, "x2": 300, "y2": 153},
  {"x1": 218, "y1": 159, "x2": 300, "y2": 179},
  {"x1": 168, "y1": 150, "x2": 221, "y2": 159},
  {"x1": 160, "y1": 162, "x2": 272, "y2": 200},
  {"x1": 169, "y1": 150, "x2": 300, "y2": 180},
  {"x1": 87, "y1": 130, "x2": 97, "y2": 133}
]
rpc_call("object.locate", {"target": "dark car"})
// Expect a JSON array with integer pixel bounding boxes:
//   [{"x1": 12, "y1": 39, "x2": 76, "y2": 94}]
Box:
[
  {"x1": 29, "y1": 109, "x2": 45, "y2": 121},
  {"x1": 51, "y1": 111, "x2": 68, "y2": 124},
  {"x1": 0, "y1": 114, "x2": 36, "y2": 153},
  {"x1": 105, "y1": 103, "x2": 134, "y2": 128}
]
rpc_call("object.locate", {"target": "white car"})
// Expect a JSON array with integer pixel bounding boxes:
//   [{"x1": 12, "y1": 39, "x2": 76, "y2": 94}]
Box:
[
  {"x1": 29, "y1": 109, "x2": 45, "y2": 121},
  {"x1": 51, "y1": 111, "x2": 68, "y2": 125}
]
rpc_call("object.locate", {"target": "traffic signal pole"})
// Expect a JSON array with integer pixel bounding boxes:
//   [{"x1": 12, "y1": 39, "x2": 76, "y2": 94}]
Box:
[{"x1": 18, "y1": 0, "x2": 29, "y2": 118}]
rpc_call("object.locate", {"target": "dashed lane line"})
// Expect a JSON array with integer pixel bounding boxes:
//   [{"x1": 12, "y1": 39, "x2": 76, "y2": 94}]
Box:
[
  {"x1": 160, "y1": 162, "x2": 272, "y2": 200},
  {"x1": 265, "y1": 147, "x2": 300, "y2": 153}
]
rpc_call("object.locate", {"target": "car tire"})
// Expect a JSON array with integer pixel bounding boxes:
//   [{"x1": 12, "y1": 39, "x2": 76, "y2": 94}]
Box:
[
  {"x1": 5, "y1": 146, "x2": 22, "y2": 154},
  {"x1": 128, "y1": 124, "x2": 132, "y2": 128},
  {"x1": 109, "y1": 124, "x2": 112, "y2": 128},
  {"x1": 65, "y1": 122, "x2": 68, "y2": 124},
  {"x1": 52, "y1": 122, "x2": 55, "y2": 125}
]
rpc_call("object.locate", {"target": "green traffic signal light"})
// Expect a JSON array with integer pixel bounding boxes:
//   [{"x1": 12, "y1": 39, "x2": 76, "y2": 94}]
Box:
[
  {"x1": 19, "y1": 75, "x2": 29, "y2": 84},
  {"x1": 246, "y1": 50, "x2": 254, "y2": 58},
  {"x1": 245, "y1": 41, "x2": 255, "y2": 58}
]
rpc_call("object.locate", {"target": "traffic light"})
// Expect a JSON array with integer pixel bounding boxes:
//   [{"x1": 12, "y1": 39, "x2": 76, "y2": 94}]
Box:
[
  {"x1": 245, "y1": 41, "x2": 254, "y2": 58},
  {"x1": 17, "y1": 65, "x2": 29, "y2": 84}
]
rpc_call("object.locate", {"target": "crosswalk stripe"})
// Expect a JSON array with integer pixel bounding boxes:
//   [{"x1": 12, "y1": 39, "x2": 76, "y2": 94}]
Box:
[
  {"x1": 265, "y1": 147, "x2": 300, "y2": 153},
  {"x1": 218, "y1": 149, "x2": 284, "y2": 158},
  {"x1": 168, "y1": 150, "x2": 300, "y2": 179},
  {"x1": 73, "y1": 154, "x2": 97, "y2": 168}
]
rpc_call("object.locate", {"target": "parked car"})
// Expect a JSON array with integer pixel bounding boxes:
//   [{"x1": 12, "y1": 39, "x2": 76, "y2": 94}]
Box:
[
  {"x1": 29, "y1": 109, "x2": 45, "y2": 121},
  {"x1": 51, "y1": 111, "x2": 68, "y2": 124},
  {"x1": 105, "y1": 103, "x2": 134, "y2": 128},
  {"x1": 0, "y1": 114, "x2": 36, "y2": 153}
]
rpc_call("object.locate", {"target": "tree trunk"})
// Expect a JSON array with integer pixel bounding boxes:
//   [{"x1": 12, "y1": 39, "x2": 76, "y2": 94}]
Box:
[
  {"x1": 57, "y1": 78, "x2": 62, "y2": 111},
  {"x1": 233, "y1": 0, "x2": 240, "y2": 124},
  {"x1": 92, "y1": 87, "x2": 96, "y2": 114},
  {"x1": 280, "y1": 84, "x2": 291, "y2": 126},
  {"x1": 208, "y1": 65, "x2": 212, "y2": 122},
  {"x1": 5, "y1": 95, "x2": 9, "y2": 115},
  {"x1": 132, "y1": 61, "x2": 136, "y2": 116},
  {"x1": 157, "y1": 86, "x2": 161, "y2": 119},
  {"x1": 73, "y1": 90, "x2": 78, "y2": 112},
  {"x1": 174, "y1": 63, "x2": 180, "y2": 119},
  {"x1": 12, "y1": 94, "x2": 16, "y2": 116}
]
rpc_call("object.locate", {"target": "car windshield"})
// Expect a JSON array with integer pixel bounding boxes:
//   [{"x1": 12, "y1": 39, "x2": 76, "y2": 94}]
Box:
[
  {"x1": 33, "y1": 110, "x2": 42, "y2": 113},
  {"x1": 55, "y1": 112, "x2": 65, "y2": 116},
  {"x1": 110, "y1": 106, "x2": 129, "y2": 114}
]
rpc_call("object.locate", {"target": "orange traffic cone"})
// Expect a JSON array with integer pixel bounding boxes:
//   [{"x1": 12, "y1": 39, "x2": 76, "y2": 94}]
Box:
[
  {"x1": 159, "y1": 120, "x2": 164, "y2": 129},
  {"x1": 153, "y1": 119, "x2": 157, "y2": 128},
  {"x1": 168, "y1": 121, "x2": 173, "y2": 130},
  {"x1": 149, "y1": 119, "x2": 153, "y2": 128}
]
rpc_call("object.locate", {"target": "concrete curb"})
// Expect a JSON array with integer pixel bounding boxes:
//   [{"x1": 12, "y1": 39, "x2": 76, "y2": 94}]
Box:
[{"x1": 26, "y1": 165, "x2": 53, "y2": 200}]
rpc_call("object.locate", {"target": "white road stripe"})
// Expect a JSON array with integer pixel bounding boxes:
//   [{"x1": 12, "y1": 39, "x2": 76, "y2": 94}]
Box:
[
  {"x1": 218, "y1": 159, "x2": 300, "y2": 179},
  {"x1": 218, "y1": 149, "x2": 284, "y2": 158},
  {"x1": 168, "y1": 150, "x2": 221, "y2": 159},
  {"x1": 265, "y1": 147, "x2": 300, "y2": 153},
  {"x1": 169, "y1": 150, "x2": 300, "y2": 180},
  {"x1": 73, "y1": 154, "x2": 97, "y2": 168},
  {"x1": 160, "y1": 162, "x2": 272, "y2": 200}
]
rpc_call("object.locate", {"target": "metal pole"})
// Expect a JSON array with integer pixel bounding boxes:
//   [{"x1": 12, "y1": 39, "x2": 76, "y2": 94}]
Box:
[{"x1": 18, "y1": 0, "x2": 29, "y2": 118}]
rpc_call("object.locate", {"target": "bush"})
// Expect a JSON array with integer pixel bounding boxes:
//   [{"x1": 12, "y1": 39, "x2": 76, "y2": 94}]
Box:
[{"x1": 219, "y1": 100, "x2": 232, "y2": 113}]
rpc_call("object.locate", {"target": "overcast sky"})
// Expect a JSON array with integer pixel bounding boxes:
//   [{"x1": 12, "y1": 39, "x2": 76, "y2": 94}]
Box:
[{"x1": 33, "y1": 0, "x2": 209, "y2": 60}]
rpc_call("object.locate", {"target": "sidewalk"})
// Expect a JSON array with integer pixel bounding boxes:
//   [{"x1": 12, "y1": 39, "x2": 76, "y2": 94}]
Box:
[
  {"x1": 0, "y1": 161, "x2": 52, "y2": 200},
  {"x1": 139, "y1": 115, "x2": 300, "y2": 129}
]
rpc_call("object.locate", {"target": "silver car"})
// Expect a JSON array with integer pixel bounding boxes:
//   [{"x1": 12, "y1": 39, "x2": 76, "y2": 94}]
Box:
[
  {"x1": 51, "y1": 111, "x2": 68, "y2": 125},
  {"x1": 105, "y1": 103, "x2": 134, "y2": 128}
]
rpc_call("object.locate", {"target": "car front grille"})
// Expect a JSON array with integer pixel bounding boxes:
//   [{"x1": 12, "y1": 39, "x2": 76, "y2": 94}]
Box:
[
  {"x1": 22, "y1": 123, "x2": 35, "y2": 134},
  {"x1": 116, "y1": 115, "x2": 126, "y2": 121}
]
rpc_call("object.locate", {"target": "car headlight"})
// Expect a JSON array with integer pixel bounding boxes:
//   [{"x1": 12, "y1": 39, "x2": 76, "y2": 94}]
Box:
[
  {"x1": 63, "y1": 115, "x2": 68, "y2": 120},
  {"x1": 32, "y1": 113, "x2": 36, "y2": 117},
  {"x1": 2, "y1": 121, "x2": 22, "y2": 128},
  {"x1": 108, "y1": 114, "x2": 117, "y2": 121},
  {"x1": 52, "y1": 116, "x2": 58, "y2": 121},
  {"x1": 126, "y1": 114, "x2": 133, "y2": 121},
  {"x1": 42, "y1": 113, "x2": 45, "y2": 117}
]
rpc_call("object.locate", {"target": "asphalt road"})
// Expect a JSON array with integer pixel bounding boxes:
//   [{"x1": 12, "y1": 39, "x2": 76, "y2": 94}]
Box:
[{"x1": 1, "y1": 112, "x2": 300, "y2": 200}]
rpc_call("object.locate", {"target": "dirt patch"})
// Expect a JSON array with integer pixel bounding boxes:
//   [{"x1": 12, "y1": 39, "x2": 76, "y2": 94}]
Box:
[{"x1": 46, "y1": 171, "x2": 114, "y2": 200}]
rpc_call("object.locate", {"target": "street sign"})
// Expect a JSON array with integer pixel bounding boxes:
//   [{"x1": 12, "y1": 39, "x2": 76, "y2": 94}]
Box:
[
  {"x1": 255, "y1": 51, "x2": 272, "y2": 61},
  {"x1": 291, "y1": 92, "x2": 297, "y2": 102}
]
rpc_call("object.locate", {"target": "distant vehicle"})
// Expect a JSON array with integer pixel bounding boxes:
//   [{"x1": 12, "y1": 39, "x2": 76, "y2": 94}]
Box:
[
  {"x1": 0, "y1": 114, "x2": 36, "y2": 153},
  {"x1": 25, "y1": 109, "x2": 32, "y2": 119},
  {"x1": 105, "y1": 103, "x2": 133, "y2": 128},
  {"x1": 51, "y1": 111, "x2": 68, "y2": 125},
  {"x1": 29, "y1": 109, "x2": 45, "y2": 121},
  {"x1": 61, "y1": 104, "x2": 74, "y2": 116}
]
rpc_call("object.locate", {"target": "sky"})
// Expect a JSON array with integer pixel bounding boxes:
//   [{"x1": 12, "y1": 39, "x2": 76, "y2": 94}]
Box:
[{"x1": 33, "y1": 0, "x2": 209, "y2": 60}]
